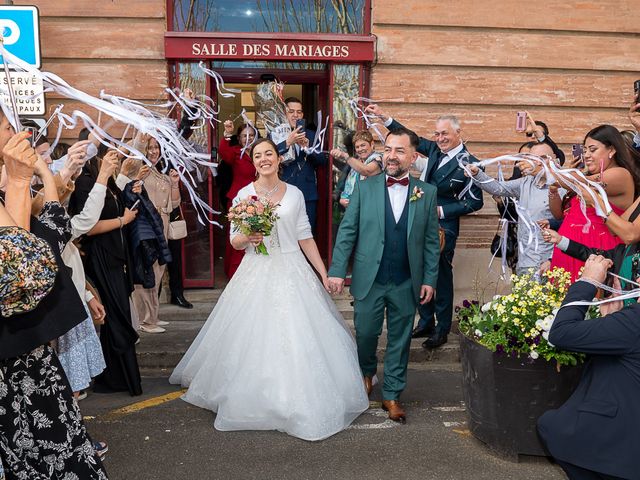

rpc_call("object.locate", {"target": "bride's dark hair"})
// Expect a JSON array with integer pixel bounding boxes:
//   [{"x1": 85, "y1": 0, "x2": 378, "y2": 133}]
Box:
[{"x1": 249, "y1": 138, "x2": 279, "y2": 158}]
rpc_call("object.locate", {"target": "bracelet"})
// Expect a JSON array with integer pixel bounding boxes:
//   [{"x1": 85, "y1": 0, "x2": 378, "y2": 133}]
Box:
[{"x1": 118, "y1": 216, "x2": 124, "y2": 229}]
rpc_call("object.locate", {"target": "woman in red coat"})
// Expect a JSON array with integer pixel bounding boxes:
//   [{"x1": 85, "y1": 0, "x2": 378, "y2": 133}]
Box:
[{"x1": 219, "y1": 120, "x2": 258, "y2": 279}]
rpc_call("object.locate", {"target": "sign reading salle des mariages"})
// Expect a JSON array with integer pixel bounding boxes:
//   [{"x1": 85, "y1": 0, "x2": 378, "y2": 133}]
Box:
[{"x1": 165, "y1": 33, "x2": 376, "y2": 63}]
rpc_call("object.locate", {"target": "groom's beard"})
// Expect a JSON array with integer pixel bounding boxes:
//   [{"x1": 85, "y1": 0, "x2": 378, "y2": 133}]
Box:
[{"x1": 384, "y1": 163, "x2": 408, "y2": 179}]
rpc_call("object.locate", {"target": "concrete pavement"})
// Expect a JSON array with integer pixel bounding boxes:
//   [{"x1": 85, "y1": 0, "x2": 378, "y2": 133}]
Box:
[{"x1": 82, "y1": 365, "x2": 564, "y2": 480}]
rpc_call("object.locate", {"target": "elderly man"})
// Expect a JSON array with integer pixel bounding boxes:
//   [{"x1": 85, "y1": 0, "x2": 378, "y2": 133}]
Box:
[
  {"x1": 538, "y1": 254, "x2": 640, "y2": 480},
  {"x1": 365, "y1": 105, "x2": 484, "y2": 348}
]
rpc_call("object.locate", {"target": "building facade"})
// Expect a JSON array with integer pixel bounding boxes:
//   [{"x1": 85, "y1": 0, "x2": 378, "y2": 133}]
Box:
[{"x1": 17, "y1": 0, "x2": 640, "y2": 288}]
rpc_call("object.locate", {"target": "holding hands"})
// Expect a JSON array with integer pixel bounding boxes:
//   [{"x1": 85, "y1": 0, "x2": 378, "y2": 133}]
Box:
[{"x1": 327, "y1": 277, "x2": 345, "y2": 295}]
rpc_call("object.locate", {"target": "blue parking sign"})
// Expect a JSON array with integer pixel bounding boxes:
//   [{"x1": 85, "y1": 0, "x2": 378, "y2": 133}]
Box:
[{"x1": 0, "y1": 6, "x2": 41, "y2": 68}]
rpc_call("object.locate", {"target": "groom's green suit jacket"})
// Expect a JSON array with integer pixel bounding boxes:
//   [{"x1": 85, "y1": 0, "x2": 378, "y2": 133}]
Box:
[{"x1": 328, "y1": 174, "x2": 440, "y2": 301}]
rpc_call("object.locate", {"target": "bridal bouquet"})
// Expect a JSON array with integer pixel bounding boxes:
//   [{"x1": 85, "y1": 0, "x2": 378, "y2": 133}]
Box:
[
  {"x1": 227, "y1": 195, "x2": 279, "y2": 255},
  {"x1": 457, "y1": 267, "x2": 585, "y2": 367}
]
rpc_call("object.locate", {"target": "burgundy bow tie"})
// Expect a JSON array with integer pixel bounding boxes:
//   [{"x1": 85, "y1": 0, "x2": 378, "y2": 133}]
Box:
[{"x1": 386, "y1": 177, "x2": 409, "y2": 187}]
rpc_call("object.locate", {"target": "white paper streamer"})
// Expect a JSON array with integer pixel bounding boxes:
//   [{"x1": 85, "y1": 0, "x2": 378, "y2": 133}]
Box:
[{"x1": 0, "y1": 42, "x2": 221, "y2": 226}]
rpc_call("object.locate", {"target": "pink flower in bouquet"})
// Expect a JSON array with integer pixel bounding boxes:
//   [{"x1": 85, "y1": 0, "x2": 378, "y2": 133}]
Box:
[
  {"x1": 255, "y1": 203, "x2": 265, "y2": 215},
  {"x1": 246, "y1": 206, "x2": 256, "y2": 215},
  {"x1": 228, "y1": 212, "x2": 235, "y2": 219},
  {"x1": 238, "y1": 204, "x2": 246, "y2": 212}
]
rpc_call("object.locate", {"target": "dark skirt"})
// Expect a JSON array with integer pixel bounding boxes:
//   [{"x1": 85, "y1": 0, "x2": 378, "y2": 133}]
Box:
[
  {"x1": 85, "y1": 247, "x2": 142, "y2": 396},
  {"x1": 0, "y1": 345, "x2": 108, "y2": 480}
]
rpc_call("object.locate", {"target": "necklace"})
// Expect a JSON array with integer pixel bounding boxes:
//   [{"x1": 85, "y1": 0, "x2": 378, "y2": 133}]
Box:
[{"x1": 255, "y1": 182, "x2": 280, "y2": 198}]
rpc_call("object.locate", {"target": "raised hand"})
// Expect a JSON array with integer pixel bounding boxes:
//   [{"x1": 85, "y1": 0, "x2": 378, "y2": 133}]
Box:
[
  {"x1": 97, "y1": 151, "x2": 120, "y2": 185},
  {"x1": 223, "y1": 120, "x2": 234, "y2": 137},
  {"x1": 2, "y1": 131, "x2": 37, "y2": 184},
  {"x1": 169, "y1": 168, "x2": 180, "y2": 187},
  {"x1": 131, "y1": 180, "x2": 143, "y2": 194},
  {"x1": 285, "y1": 127, "x2": 306, "y2": 148},
  {"x1": 465, "y1": 164, "x2": 480, "y2": 177},
  {"x1": 364, "y1": 104, "x2": 389, "y2": 123}
]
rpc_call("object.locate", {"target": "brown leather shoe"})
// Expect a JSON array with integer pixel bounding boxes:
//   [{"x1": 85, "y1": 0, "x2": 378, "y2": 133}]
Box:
[
  {"x1": 363, "y1": 376, "x2": 373, "y2": 396},
  {"x1": 382, "y1": 400, "x2": 406, "y2": 423}
]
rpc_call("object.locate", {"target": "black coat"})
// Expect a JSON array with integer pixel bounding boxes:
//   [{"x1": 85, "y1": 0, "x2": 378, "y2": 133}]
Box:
[
  {"x1": 122, "y1": 183, "x2": 172, "y2": 288},
  {"x1": 537, "y1": 281, "x2": 640, "y2": 479}
]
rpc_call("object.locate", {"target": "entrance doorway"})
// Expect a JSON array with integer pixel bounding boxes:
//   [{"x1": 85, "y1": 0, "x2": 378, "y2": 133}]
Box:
[{"x1": 183, "y1": 67, "x2": 331, "y2": 288}]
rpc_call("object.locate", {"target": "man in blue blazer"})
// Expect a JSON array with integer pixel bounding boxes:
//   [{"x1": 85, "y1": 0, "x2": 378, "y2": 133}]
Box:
[
  {"x1": 366, "y1": 105, "x2": 484, "y2": 348},
  {"x1": 538, "y1": 254, "x2": 640, "y2": 480},
  {"x1": 273, "y1": 97, "x2": 327, "y2": 232}
]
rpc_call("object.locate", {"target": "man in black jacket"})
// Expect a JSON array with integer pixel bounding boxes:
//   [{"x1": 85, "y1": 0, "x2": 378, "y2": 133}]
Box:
[
  {"x1": 365, "y1": 105, "x2": 484, "y2": 348},
  {"x1": 538, "y1": 254, "x2": 640, "y2": 480}
]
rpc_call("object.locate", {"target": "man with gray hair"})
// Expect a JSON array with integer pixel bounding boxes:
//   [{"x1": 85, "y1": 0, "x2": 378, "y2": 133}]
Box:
[{"x1": 365, "y1": 105, "x2": 484, "y2": 348}]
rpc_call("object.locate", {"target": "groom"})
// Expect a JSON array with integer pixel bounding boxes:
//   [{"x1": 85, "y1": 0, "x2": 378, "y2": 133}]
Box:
[{"x1": 328, "y1": 127, "x2": 440, "y2": 423}]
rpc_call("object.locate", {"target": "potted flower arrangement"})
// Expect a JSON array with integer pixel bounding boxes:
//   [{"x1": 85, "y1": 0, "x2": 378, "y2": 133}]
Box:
[{"x1": 457, "y1": 267, "x2": 584, "y2": 459}]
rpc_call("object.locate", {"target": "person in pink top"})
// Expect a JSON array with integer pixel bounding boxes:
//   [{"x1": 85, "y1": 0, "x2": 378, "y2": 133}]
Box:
[
  {"x1": 548, "y1": 125, "x2": 640, "y2": 281},
  {"x1": 219, "y1": 120, "x2": 258, "y2": 279}
]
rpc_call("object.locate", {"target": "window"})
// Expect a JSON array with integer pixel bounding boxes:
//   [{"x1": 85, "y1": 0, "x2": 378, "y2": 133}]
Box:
[{"x1": 171, "y1": 0, "x2": 366, "y2": 34}]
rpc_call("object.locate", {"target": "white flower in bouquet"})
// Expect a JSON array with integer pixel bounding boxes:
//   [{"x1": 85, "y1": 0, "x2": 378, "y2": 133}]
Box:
[
  {"x1": 474, "y1": 329, "x2": 483, "y2": 337},
  {"x1": 481, "y1": 302, "x2": 492, "y2": 313},
  {"x1": 530, "y1": 350, "x2": 539, "y2": 360}
]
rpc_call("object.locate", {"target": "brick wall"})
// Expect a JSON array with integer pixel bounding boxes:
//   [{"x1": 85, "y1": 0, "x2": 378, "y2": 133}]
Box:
[
  {"x1": 370, "y1": 0, "x2": 640, "y2": 247},
  {"x1": 14, "y1": 0, "x2": 168, "y2": 142}
]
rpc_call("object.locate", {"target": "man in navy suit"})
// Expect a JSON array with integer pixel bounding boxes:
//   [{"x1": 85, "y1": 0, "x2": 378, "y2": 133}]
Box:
[
  {"x1": 538, "y1": 254, "x2": 640, "y2": 480},
  {"x1": 365, "y1": 105, "x2": 484, "y2": 348},
  {"x1": 273, "y1": 97, "x2": 327, "y2": 232}
]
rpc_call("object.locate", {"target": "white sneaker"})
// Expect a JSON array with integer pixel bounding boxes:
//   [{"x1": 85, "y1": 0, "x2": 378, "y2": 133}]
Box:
[
  {"x1": 139, "y1": 325, "x2": 166, "y2": 334},
  {"x1": 157, "y1": 320, "x2": 170, "y2": 326}
]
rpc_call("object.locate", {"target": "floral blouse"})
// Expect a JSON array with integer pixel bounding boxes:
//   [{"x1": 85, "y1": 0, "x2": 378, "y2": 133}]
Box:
[{"x1": 0, "y1": 226, "x2": 58, "y2": 317}]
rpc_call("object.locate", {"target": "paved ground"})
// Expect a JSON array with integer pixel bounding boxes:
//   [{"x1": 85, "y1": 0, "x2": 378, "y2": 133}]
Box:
[{"x1": 81, "y1": 364, "x2": 565, "y2": 480}]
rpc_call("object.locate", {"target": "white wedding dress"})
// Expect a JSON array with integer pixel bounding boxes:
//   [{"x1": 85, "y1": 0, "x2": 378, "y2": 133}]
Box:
[{"x1": 169, "y1": 184, "x2": 368, "y2": 441}]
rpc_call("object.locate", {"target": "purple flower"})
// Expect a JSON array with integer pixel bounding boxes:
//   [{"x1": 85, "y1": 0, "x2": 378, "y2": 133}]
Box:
[
  {"x1": 495, "y1": 344, "x2": 505, "y2": 355},
  {"x1": 462, "y1": 300, "x2": 471, "y2": 308},
  {"x1": 455, "y1": 306, "x2": 461, "y2": 313}
]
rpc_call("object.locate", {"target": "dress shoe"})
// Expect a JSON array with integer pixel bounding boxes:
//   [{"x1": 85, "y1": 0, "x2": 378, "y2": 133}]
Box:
[
  {"x1": 422, "y1": 334, "x2": 448, "y2": 349},
  {"x1": 363, "y1": 376, "x2": 373, "y2": 396},
  {"x1": 157, "y1": 320, "x2": 170, "y2": 327},
  {"x1": 381, "y1": 400, "x2": 406, "y2": 423},
  {"x1": 411, "y1": 325, "x2": 436, "y2": 338},
  {"x1": 170, "y1": 295, "x2": 193, "y2": 309}
]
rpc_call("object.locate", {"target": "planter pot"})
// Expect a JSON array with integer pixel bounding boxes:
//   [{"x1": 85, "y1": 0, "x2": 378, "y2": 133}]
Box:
[{"x1": 460, "y1": 333, "x2": 583, "y2": 459}]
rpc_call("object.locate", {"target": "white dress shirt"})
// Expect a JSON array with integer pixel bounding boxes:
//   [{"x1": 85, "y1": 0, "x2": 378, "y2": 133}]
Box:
[
  {"x1": 437, "y1": 142, "x2": 465, "y2": 170},
  {"x1": 385, "y1": 174, "x2": 409, "y2": 223}
]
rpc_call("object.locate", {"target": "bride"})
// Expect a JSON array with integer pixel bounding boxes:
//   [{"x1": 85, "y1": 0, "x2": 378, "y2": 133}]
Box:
[{"x1": 170, "y1": 138, "x2": 369, "y2": 441}]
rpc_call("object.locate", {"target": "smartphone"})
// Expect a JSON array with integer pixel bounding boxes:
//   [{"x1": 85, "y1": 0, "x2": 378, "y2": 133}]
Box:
[
  {"x1": 515, "y1": 112, "x2": 527, "y2": 132},
  {"x1": 296, "y1": 119, "x2": 306, "y2": 131},
  {"x1": 571, "y1": 144, "x2": 585, "y2": 169},
  {"x1": 25, "y1": 126, "x2": 38, "y2": 147},
  {"x1": 130, "y1": 199, "x2": 141, "y2": 210},
  {"x1": 634, "y1": 80, "x2": 640, "y2": 103}
]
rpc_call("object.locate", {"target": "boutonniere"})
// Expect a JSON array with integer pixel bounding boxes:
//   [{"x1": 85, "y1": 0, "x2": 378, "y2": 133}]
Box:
[{"x1": 410, "y1": 186, "x2": 424, "y2": 202}]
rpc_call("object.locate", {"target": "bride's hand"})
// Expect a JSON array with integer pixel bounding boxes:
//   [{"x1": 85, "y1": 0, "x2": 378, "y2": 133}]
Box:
[
  {"x1": 321, "y1": 275, "x2": 332, "y2": 294},
  {"x1": 247, "y1": 233, "x2": 264, "y2": 247}
]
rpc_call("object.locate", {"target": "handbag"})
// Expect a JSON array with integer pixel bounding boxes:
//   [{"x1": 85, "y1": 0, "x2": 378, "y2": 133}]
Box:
[{"x1": 168, "y1": 206, "x2": 187, "y2": 240}]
